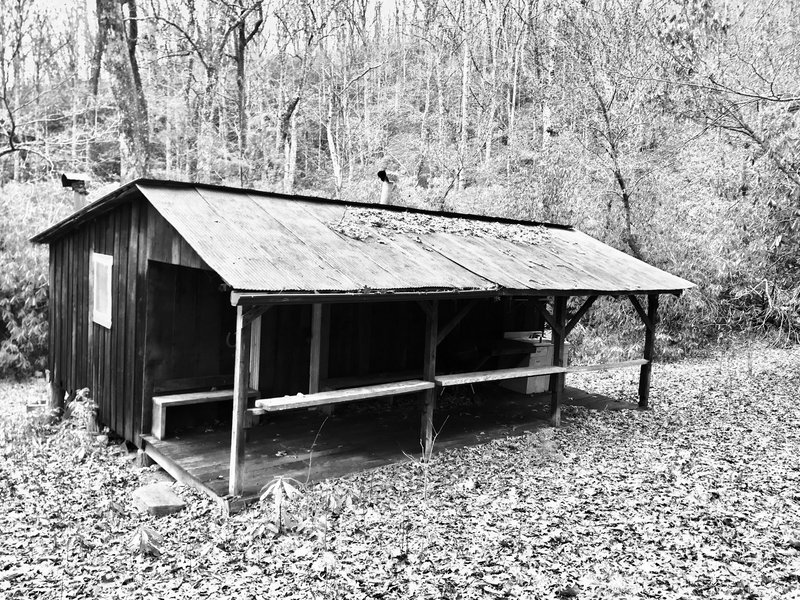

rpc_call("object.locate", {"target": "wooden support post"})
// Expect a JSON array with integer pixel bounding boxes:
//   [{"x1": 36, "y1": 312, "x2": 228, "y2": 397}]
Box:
[
  {"x1": 249, "y1": 315, "x2": 262, "y2": 390},
  {"x1": 309, "y1": 304, "x2": 323, "y2": 394},
  {"x1": 320, "y1": 305, "x2": 330, "y2": 384},
  {"x1": 229, "y1": 306, "x2": 251, "y2": 497},
  {"x1": 310, "y1": 303, "x2": 333, "y2": 414},
  {"x1": 549, "y1": 296, "x2": 568, "y2": 427},
  {"x1": 421, "y1": 300, "x2": 438, "y2": 460},
  {"x1": 638, "y1": 294, "x2": 659, "y2": 409}
]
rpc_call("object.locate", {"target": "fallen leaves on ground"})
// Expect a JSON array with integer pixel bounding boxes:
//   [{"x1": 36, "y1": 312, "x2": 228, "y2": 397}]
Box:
[{"x1": 1, "y1": 345, "x2": 799, "y2": 599}]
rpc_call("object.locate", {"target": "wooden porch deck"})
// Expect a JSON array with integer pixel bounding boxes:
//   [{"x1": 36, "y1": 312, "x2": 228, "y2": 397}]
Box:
[{"x1": 141, "y1": 385, "x2": 635, "y2": 509}]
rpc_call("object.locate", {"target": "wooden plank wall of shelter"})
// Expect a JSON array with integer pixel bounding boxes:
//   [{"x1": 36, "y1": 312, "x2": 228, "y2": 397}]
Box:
[
  {"x1": 48, "y1": 200, "x2": 210, "y2": 445},
  {"x1": 249, "y1": 299, "x2": 518, "y2": 398}
]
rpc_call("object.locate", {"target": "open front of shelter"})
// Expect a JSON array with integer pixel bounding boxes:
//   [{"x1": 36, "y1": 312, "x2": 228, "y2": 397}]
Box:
[{"x1": 32, "y1": 179, "x2": 693, "y2": 510}]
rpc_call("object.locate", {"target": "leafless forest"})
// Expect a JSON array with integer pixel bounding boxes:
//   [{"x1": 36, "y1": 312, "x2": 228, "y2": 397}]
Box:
[{"x1": 1, "y1": 0, "x2": 799, "y2": 374}]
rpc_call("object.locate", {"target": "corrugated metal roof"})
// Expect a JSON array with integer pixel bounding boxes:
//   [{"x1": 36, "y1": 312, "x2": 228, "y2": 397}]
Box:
[{"x1": 133, "y1": 182, "x2": 693, "y2": 296}]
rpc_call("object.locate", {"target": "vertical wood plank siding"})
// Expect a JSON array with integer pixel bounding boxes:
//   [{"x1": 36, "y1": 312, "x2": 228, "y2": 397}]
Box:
[
  {"x1": 133, "y1": 204, "x2": 149, "y2": 443},
  {"x1": 47, "y1": 199, "x2": 209, "y2": 445}
]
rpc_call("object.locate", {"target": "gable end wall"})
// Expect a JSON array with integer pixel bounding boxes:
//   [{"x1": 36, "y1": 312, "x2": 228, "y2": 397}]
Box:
[{"x1": 48, "y1": 196, "x2": 209, "y2": 445}]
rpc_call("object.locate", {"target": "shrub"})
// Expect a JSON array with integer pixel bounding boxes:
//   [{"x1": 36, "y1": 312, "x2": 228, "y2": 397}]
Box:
[{"x1": 0, "y1": 181, "x2": 71, "y2": 378}]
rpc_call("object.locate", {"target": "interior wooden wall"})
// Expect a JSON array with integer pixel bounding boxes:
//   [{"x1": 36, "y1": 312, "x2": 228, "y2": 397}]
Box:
[
  {"x1": 256, "y1": 305, "x2": 312, "y2": 397},
  {"x1": 147, "y1": 263, "x2": 235, "y2": 384},
  {"x1": 250, "y1": 297, "x2": 542, "y2": 397}
]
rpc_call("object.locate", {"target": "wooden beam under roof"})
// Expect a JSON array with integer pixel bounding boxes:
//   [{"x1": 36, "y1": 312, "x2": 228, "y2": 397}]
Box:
[{"x1": 230, "y1": 288, "x2": 687, "y2": 307}]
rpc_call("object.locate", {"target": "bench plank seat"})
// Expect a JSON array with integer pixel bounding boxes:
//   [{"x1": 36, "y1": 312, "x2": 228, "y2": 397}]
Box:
[
  {"x1": 153, "y1": 388, "x2": 257, "y2": 407},
  {"x1": 255, "y1": 379, "x2": 434, "y2": 412},
  {"x1": 152, "y1": 388, "x2": 258, "y2": 440},
  {"x1": 566, "y1": 359, "x2": 649, "y2": 373},
  {"x1": 435, "y1": 365, "x2": 567, "y2": 387}
]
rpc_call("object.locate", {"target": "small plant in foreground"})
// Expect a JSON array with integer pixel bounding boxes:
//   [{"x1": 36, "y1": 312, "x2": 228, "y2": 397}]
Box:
[
  {"x1": 260, "y1": 475, "x2": 303, "y2": 534},
  {"x1": 65, "y1": 388, "x2": 98, "y2": 434}
]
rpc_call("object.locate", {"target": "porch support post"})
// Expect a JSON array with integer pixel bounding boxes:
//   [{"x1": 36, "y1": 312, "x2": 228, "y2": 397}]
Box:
[
  {"x1": 229, "y1": 305, "x2": 252, "y2": 496},
  {"x1": 310, "y1": 304, "x2": 332, "y2": 413},
  {"x1": 421, "y1": 300, "x2": 438, "y2": 459},
  {"x1": 309, "y1": 303, "x2": 323, "y2": 394},
  {"x1": 549, "y1": 296, "x2": 568, "y2": 427},
  {"x1": 638, "y1": 294, "x2": 659, "y2": 409},
  {"x1": 249, "y1": 316, "x2": 262, "y2": 390}
]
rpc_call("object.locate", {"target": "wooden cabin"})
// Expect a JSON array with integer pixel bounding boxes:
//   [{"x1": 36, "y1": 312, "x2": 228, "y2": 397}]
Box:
[{"x1": 32, "y1": 179, "x2": 693, "y2": 508}]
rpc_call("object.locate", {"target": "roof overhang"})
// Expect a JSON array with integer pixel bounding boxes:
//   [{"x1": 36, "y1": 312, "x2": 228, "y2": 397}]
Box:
[{"x1": 230, "y1": 287, "x2": 689, "y2": 307}]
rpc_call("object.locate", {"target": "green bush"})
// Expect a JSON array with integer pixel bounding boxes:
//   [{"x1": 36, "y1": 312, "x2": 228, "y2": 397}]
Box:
[{"x1": 0, "y1": 181, "x2": 71, "y2": 378}]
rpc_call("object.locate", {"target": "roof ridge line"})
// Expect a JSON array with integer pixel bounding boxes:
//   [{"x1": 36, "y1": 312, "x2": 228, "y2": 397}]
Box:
[{"x1": 131, "y1": 178, "x2": 575, "y2": 231}]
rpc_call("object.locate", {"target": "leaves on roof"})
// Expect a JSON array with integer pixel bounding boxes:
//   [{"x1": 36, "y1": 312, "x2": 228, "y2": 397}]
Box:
[{"x1": 328, "y1": 207, "x2": 552, "y2": 245}]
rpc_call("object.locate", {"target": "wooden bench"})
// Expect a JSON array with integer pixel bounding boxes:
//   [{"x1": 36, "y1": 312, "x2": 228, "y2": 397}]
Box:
[
  {"x1": 152, "y1": 387, "x2": 258, "y2": 440},
  {"x1": 433, "y1": 360, "x2": 650, "y2": 389},
  {"x1": 434, "y1": 365, "x2": 567, "y2": 387},
  {"x1": 566, "y1": 359, "x2": 648, "y2": 373},
  {"x1": 255, "y1": 379, "x2": 434, "y2": 412}
]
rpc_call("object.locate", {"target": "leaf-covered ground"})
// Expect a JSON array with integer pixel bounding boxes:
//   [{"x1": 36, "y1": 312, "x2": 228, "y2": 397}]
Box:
[{"x1": 1, "y1": 345, "x2": 799, "y2": 599}]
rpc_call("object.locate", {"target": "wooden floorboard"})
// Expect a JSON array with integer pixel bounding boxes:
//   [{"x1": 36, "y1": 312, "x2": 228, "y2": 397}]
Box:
[{"x1": 142, "y1": 385, "x2": 634, "y2": 503}]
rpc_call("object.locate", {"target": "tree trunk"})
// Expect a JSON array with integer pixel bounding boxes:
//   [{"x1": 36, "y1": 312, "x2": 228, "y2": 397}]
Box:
[
  {"x1": 326, "y1": 86, "x2": 344, "y2": 195},
  {"x1": 457, "y1": 41, "x2": 470, "y2": 191},
  {"x1": 283, "y1": 112, "x2": 297, "y2": 193},
  {"x1": 236, "y1": 21, "x2": 248, "y2": 185},
  {"x1": 542, "y1": 2, "x2": 556, "y2": 151},
  {"x1": 95, "y1": 0, "x2": 149, "y2": 182}
]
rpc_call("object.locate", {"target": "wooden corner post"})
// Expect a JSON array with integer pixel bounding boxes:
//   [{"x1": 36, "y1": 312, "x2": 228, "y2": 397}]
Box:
[
  {"x1": 309, "y1": 303, "x2": 332, "y2": 414},
  {"x1": 421, "y1": 300, "x2": 438, "y2": 460},
  {"x1": 229, "y1": 305, "x2": 252, "y2": 496},
  {"x1": 309, "y1": 303, "x2": 330, "y2": 388},
  {"x1": 638, "y1": 294, "x2": 659, "y2": 409},
  {"x1": 550, "y1": 296, "x2": 568, "y2": 427}
]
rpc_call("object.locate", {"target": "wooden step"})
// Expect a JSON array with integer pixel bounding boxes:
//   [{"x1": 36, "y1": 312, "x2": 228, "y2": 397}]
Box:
[
  {"x1": 255, "y1": 379, "x2": 434, "y2": 412},
  {"x1": 435, "y1": 365, "x2": 567, "y2": 387}
]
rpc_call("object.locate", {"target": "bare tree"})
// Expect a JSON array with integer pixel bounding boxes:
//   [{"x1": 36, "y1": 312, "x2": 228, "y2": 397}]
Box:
[{"x1": 92, "y1": 0, "x2": 150, "y2": 182}]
